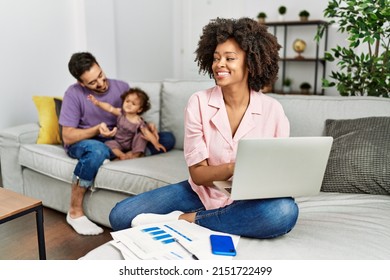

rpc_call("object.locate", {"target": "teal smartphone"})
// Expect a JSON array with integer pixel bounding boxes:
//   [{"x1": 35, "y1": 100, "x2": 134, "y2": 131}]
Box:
[{"x1": 210, "y1": 234, "x2": 236, "y2": 256}]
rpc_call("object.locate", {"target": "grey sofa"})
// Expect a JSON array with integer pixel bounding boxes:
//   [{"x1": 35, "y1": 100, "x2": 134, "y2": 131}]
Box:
[{"x1": 1, "y1": 80, "x2": 390, "y2": 259}]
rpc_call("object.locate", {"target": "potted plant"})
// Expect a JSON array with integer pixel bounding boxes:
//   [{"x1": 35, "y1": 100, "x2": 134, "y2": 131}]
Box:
[
  {"x1": 299, "y1": 10, "x2": 310, "y2": 21},
  {"x1": 278, "y1": 6, "x2": 287, "y2": 21},
  {"x1": 300, "y1": 82, "x2": 312, "y2": 94},
  {"x1": 316, "y1": 0, "x2": 389, "y2": 97},
  {"x1": 282, "y1": 78, "x2": 292, "y2": 93},
  {"x1": 257, "y1": 12, "x2": 267, "y2": 24}
]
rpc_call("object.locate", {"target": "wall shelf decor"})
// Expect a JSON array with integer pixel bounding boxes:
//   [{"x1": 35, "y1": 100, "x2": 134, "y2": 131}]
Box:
[{"x1": 266, "y1": 20, "x2": 329, "y2": 95}]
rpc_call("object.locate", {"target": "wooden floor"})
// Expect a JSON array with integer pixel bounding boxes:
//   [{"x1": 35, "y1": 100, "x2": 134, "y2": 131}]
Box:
[{"x1": 0, "y1": 207, "x2": 113, "y2": 260}]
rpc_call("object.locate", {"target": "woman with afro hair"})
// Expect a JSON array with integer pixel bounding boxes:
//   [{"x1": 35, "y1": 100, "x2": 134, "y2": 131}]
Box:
[{"x1": 109, "y1": 17, "x2": 299, "y2": 240}]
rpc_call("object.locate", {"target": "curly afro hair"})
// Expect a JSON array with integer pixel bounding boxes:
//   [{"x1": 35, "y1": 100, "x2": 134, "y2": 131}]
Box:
[{"x1": 195, "y1": 17, "x2": 281, "y2": 92}]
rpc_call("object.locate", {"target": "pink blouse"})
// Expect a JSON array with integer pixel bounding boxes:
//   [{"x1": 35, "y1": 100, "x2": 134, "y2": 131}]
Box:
[{"x1": 184, "y1": 86, "x2": 290, "y2": 210}]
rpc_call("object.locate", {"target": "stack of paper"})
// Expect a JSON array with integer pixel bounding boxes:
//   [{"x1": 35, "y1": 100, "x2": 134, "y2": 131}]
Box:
[{"x1": 110, "y1": 220, "x2": 240, "y2": 260}]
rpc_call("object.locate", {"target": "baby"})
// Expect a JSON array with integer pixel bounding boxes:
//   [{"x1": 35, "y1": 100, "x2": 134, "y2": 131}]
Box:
[{"x1": 88, "y1": 87, "x2": 166, "y2": 160}]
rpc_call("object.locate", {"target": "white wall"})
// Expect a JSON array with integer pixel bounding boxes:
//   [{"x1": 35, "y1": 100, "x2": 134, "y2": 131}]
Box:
[
  {"x1": 0, "y1": 0, "x2": 177, "y2": 130},
  {"x1": 244, "y1": 0, "x2": 346, "y2": 95},
  {"x1": 83, "y1": 0, "x2": 118, "y2": 78},
  {"x1": 0, "y1": 0, "x2": 77, "y2": 130},
  {"x1": 113, "y1": 0, "x2": 175, "y2": 81},
  {"x1": 0, "y1": 0, "x2": 347, "y2": 131},
  {"x1": 174, "y1": 0, "x2": 245, "y2": 80},
  {"x1": 172, "y1": 0, "x2": 348, "y2": 96}
]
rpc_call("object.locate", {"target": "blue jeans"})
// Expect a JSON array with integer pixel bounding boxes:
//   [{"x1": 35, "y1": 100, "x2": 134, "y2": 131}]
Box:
[
  {"x1": 67, "y1": 132, "x2": 176, "y2": 187},
  {"x1": 146, "y1": 131, "x2": 176, "y2": 155},
  {"x1": 109, "y1": 180, "x2": 299, "y2": 239}
]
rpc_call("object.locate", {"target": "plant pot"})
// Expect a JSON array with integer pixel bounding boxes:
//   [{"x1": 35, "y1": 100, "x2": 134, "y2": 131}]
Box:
[
  {"x1": 258, "y1": 18, "x2": 266, "y2": 24},
  {"x1": 300, "y1": 16, "x2": 309, "y2": 22},
  {"x1": 283, "y1": 86, "x2": 291, "y2": 93},
  {"x1": 300, "y1": 89, "x2": 310, "y2": 94}
]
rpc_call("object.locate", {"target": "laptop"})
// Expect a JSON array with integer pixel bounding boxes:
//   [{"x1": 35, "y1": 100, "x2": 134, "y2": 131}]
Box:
[{"x1": 213, "y1": 137, "x2": 333, "y2": 200}]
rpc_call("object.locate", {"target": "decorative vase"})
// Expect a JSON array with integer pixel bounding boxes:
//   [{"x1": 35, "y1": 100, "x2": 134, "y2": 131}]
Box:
[
  {"x1": 283, "y1": 86, "x2": 291, "y2": 93},
  {"x1": 300, "y1": 16, "x2": 309, "y2": 22},
  {"x1": 301, "y1": 88, "x2": 310, "y2": 94},
  {"x1": 293, "y1": 39, "x2": 307, "y2": 59}
]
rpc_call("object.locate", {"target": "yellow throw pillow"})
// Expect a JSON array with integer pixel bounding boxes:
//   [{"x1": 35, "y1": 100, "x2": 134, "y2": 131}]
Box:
[{"x1": 32, "y1": 96, "x2": 62, "y2": 144}]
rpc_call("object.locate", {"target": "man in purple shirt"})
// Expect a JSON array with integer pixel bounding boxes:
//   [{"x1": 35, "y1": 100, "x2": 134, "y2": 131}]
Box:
[
  {"x1": 60, "y1": 52, "x2": 175, "y2": 235},
  {"x1": 59, "y1": 52, "x2": 129, "y2": 235}
]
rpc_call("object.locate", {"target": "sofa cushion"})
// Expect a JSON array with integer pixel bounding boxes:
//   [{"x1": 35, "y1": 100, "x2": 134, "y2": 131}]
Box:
[
  {"x1": 32, "y1": 96, "x2": 63, "y2": 145},
  {"x1": 19, "y1": 144, "x2": 75, "y2": 183},
  {"x1": 81, "y1": 192, "x2": 390, "y2": 260},
  {"x1": 321, "y1": 116, "x2": 390, "y2": 195},
  {"x1": 94, "y1": 150, "x2": 189, "y2": 194},
  {"x1": 129, "y1": 81, "x2": 162, "y2": 129},
  {"x1": 19, "y1": 143, "x2": 189, "y2": 195},
  {"x1": 54, "y1": 98, "x2": 63, "y2": 144},
  {"x1": 270, "y1": 95, "x2": 390, "y2": 137},
  {"x1": 161, "y1": 80, "x2": 215, "y2": 149}
]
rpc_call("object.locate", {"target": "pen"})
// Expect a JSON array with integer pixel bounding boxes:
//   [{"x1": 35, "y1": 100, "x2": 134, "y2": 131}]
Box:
[{"x1": 174, "y1": 238, "x2": 199, "y2": 260}]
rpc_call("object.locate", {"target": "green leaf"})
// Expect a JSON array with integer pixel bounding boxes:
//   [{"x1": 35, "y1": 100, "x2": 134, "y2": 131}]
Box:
[
  {"x1": 320, "y1": 0, "x2": 389, "y2": 97},
  {"x1": 325, "y1": 52, "x2": 335, "y2": 61}
]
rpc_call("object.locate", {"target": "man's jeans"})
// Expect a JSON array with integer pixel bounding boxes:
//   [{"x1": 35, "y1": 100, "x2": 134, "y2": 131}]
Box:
[
  {"x1": 67, "y1": 132, "x2": 176, "y2": 187},
  {"x1": 109, "y1": 180, "x2": 299, "y2": 239}
]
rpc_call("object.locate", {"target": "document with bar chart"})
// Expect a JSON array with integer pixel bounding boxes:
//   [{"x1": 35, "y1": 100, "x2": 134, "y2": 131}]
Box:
[{"x1": 110, "y1": 220, "x2": 240, "y2": 260}]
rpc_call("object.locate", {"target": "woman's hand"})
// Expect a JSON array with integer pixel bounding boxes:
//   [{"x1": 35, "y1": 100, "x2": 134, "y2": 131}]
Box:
[{"x1": 189, "y1": 159, "x2": 235, "y2": 187}]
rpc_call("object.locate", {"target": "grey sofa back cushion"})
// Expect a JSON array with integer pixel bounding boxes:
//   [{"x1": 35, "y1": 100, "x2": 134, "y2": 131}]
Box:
[
  {"x1": 270, "y1": 95, "x2": 390, "y2": 137},
  {"x1": 161, "y1": 80, "x2": 215, "y2": 150},
  {"x1": 129, "y1": 81, "x2": 162, "y2": 129},
  {"x1": 321, "y1": 117, "x2": 390, "y2": 195}
]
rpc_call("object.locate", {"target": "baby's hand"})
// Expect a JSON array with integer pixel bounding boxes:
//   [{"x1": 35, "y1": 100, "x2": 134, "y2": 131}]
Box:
[
  {"x1": 140, "y1": 127, "x2": 155, "y2": 142},
  {"x1": 153, "y1": 143, "x2": 167, "y2": 153},
  {"x1": 87, "y1": 94, "x2": 99, "y2": 106},
  {"x1": 146, "y1": 123, "x2": 159, "y2": 140}
]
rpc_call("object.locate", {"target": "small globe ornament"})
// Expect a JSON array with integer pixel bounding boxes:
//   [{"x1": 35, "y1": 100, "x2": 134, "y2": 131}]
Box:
[{"x1": 293, "y1": 39, "x2": 306, "y2": 59}]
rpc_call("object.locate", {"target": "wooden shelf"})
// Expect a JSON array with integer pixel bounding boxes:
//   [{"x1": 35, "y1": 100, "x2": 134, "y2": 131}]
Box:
[
  {"x1": 280, "y1": 57, "x2": 326, "y2": 63},
  {"x1": 272, "y1": 90, "x2": 323, "y2": 96},
  {"x1": 265, "y1": 20, "x2": 328, "y2": 27},
  {"x1": 265, "y1": 20, "x2": 329, "y2": 95}
]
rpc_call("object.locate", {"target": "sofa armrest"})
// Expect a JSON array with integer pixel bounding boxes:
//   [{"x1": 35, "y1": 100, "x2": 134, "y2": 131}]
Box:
[{"x1": 0, "y1": 123, "x2": 39, "y2": 194}]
